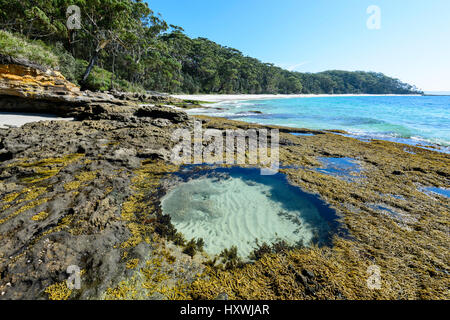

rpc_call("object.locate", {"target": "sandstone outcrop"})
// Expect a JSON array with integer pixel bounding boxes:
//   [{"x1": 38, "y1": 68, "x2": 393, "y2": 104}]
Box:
[{"x1": 0, "y1": 54, "x2": 183, "y2": 117}]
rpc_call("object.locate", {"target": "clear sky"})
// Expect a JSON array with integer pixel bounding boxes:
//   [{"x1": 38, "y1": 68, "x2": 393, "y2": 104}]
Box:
[{"x1": 146, "y1": 0, "x2": 450, "y2": 91}]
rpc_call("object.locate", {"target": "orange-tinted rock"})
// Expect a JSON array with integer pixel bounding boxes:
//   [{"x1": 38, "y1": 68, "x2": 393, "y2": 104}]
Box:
[
  {"x1": 0, "y1": 63, "x2": 80, "y2": 101},
  {"x1": 0, "y1": 54, "x2": 183, "y2": 117}
]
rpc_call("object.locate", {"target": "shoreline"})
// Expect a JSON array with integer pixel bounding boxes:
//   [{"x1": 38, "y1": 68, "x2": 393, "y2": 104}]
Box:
[
  {"x1": 178, "y1": 95, "x2": 450, "y2": 154},
  {"x1": 1, "y1": 101, "x2": 447, "y2": 154},
  {"x1": 172, "y1": 93, "x2": 423, "y2": 103},
  {"x1": 0, "y1": 39, "x2": 448, "y2": 301}
]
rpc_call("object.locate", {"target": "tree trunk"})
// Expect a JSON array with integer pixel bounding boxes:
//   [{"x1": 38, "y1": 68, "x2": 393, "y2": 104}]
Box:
[
  {"x1": 67, "y1": 30, "x2": 76, "y2": 57},
  {"x1": 110, "y1": 53, "x2": 115, "y2": 91},
  {"x1": 80, "y1": 39, "x2": 112, "y2": 90},
  {"x1": 81, "y1": 50, "x2": 99, "y2": 84}
]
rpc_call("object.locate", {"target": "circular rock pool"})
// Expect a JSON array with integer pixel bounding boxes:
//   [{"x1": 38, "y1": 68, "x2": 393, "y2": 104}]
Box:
[{"x1": 161, "y1": 166, "x2": 339, "y2": 259}]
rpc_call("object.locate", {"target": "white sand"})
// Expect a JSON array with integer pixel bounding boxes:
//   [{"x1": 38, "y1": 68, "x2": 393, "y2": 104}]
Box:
[
  {"x1": 0, "y1": 113, "x2": 73, "y2": 129},
  {"x1": 172, "y1": 93, "x2": 418, "y2": 103}
]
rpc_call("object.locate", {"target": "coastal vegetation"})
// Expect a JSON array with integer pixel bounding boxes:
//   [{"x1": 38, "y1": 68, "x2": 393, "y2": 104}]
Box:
[{"x1": 0, "y1": 0, "x2": 421, "y2": 94}]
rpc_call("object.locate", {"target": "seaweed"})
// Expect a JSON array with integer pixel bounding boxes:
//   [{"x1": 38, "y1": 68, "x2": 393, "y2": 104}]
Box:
[
  {"x1": 219, "y1": 246, "x2": 245, "y2": 270},
  {"x1": 182, "y1": 238, "x2": 205, "y2": 257},
  {"x1": 249, "y1": 240, "x2": 299, "y2": 260}
]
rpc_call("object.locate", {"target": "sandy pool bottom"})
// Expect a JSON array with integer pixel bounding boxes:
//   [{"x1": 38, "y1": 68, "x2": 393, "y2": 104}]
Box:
[{"x1": 161, "y1": 168, "x2": 336, "y2": 259}]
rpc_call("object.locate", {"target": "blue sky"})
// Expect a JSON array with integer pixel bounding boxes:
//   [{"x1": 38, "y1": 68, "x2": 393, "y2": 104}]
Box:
[{"x1": 147, "y1": 0, "x2": 450, "y2": 91}]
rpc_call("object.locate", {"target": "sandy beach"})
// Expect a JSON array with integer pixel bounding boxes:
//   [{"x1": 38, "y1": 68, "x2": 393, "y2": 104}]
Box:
[
  {"x1": 172, "y1": 94, "x2": 420, "y2": 103},
  {"x1": 0, "y1": 113, "x2": 73, "y2": 128}
]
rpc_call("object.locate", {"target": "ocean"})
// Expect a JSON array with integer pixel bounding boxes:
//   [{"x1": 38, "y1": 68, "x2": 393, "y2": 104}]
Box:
[{"x1": 188, "y1": 96, "x2": 450, "y2": 153}]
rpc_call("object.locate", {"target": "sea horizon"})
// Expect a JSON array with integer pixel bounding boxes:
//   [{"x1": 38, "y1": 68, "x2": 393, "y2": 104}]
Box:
[{"x1": 186, "y1": 95, "x2": 450, "y2": 153}]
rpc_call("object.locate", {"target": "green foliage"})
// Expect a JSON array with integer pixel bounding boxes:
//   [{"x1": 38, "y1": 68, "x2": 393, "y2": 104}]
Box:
[
  {"x1": 299, "y1": 70, "x2": 419, "y2": 94},
  {"x1": 0, "y1": 30, "x2": 142, "y2": 92},
  {"x1": 0, "y1": 30, "x2": 59, "y2": 68},
  {"x1": 84, "y1": 64, "x2": 145, "y2": 92}
]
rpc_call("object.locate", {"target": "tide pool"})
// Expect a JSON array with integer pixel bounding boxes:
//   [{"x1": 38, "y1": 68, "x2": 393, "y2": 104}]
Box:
[{"x1": 161, "y1": 167, "x2": 339, "y2": 259}]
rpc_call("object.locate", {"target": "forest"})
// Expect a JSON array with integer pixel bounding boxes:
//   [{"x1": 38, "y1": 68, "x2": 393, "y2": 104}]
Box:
[{"x1": 0, "y1": 0, "x2": 422, "y2": 94}]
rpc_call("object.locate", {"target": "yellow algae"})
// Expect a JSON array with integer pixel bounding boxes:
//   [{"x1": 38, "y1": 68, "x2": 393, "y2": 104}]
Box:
[
  {"x1": 2, "y1": 191, "x2": 21, "y2": 203},
  {"x1": 31, "y1": 211, "x2": 49, "y2": 221},
  {"x1": 76, "y1": 170, "x2": 98, "y2": 182},
  {"x1": 14, "y1": 154, "x2": 84, "y2": 168},
  {"x1": 0, "y1": 187, "x2": 47, "y2": 208},
  {"x1": 8, "y1": 214, "x2": 75, "y2": 264},
  {"x1": 64, "y1": 181, "x2": 81, "y2": 191},
  {"x1": 104, "y1": 243, "x2": 197, "y2": 300},
  {"x1": 63, "y1": 170, "x2": 98, "y2": 191},
  {"x1": 126, "y1": 258, "x2": 140, "y2": 270},
  {"x1": 45, "y1": 281, "x2": 72, "y2": 300},
  {"x1": 118, "y1": 160, "x2": 178, "y2": 250},
  {"x1": 21, "y1": 187, "x2": 48, "y2": 202},
  {"x1": 0, "y1": 197, "x2": 49, "y2": 225},
  {"x1": 104, "y1": 280, "x2": 138, "y2": 300},
  {"x1": 120, "y1": 223, "x2": 147, "y2": 249},
  {"x1": 14, "y1": 154, "x2": 85, "y2": 184},
  {"x1": 2, "y1": 112, "x2": 447, "y2": 300}
]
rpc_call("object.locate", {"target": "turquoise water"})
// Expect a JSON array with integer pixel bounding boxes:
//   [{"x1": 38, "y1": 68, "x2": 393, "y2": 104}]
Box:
[
  {"x1": 190, "y1": 96, "x2": 450, "y2": 152},
  {"x1": 161, "y1": 166, "x2": 339, "y2": 259},
  {"x1": 316, "y1": 157, "x2": 362, "y2": 181},
  {"x1": 422, "y1": 186, "x2": 450, "y2": 198}
]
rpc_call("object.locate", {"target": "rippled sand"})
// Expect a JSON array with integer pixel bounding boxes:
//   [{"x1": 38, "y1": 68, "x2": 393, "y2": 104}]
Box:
[{"x1": 161, "y1": 172, "x2": 331, "y2": 258}]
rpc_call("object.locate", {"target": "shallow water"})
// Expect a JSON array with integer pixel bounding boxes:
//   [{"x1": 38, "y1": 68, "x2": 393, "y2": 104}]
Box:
[
  {"x1": 315, "y1": 157, "x2": 362, "y2": 180},
  {"x1": 188, "y1": 96, "x2": 450, "y2": 152},
  {"x1": 161, "y1": 167, "x2": 338, "y2": 259},
  {"x1": 290, "y1": 132, "x2": 315, "y2": 137},
  {"x1": 422, "y1": 187, "x2": 450, "y2": 198},
  {"x1": 367, "y1": 203, "x2": 417, "y2": 228}
]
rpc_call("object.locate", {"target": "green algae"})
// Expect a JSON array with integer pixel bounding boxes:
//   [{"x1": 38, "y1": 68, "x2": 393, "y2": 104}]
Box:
[
  {"x1": 176, "y1": 115, "x2": 450, "y2": 300},
  {"x1": 96, "y1": 121, "x2": 449, "y2": 299},
  {"x1": 1, "y1": 113, "x2": 448, "y2": 300}
]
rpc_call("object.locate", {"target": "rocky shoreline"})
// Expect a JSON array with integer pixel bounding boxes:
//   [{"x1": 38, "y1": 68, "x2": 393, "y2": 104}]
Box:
[{"x1": 0, "y1": 58, "x2": 448, "y2": 300}]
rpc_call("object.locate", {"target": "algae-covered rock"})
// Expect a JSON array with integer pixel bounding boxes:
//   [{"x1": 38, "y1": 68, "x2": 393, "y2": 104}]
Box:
[{"x1": 0, "y1": 91, "x2": 448, "y2": 300}]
